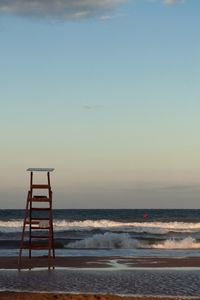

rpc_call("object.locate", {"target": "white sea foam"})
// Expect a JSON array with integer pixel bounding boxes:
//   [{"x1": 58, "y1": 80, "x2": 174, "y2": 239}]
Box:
[
  {"x1": 0, "y1": 221, "x2": 23, "y2": 232},
  {"x1": 67, "y1": 233, "x2": 200, "y2": 250},
  {"x1": 67, "y1": 232, "x2": 141, "y2": 249},
  {"x1": 53, "y1": 220, "x2": 200, "y2": 234},
  {"x1": 1, "y1": 219, "x2": 200, "y2": 234},
  {"x1": 0, "y1": 220, "x2": 199, "y2": 250},
  {"x1": 152, "y1": 236, "x2": 200, "y2": 249}
]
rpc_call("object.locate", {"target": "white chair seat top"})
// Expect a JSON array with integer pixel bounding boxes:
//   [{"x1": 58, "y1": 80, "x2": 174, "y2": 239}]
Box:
[{"x1": 27, "y1": 168, "x2": 55, "y2": 172}]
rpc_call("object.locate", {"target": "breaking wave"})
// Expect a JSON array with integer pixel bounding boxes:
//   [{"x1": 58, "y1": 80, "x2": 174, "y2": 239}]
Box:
[
  {"x1": 67, "y1": 233, "x2": 200, "y2": 249},
  {"x1": 54, "y1": 220, "x2": 200, "y2": 234},
  {"x1": 1, "y1": 219, "x2": 200, "y2": 234},
  {"x1": 152, "y1": 236, "x2": 200, "y2": 249},
  {"x1": 67, "y1": 232, "x2": 141, "y2": 249},
  {"x1": 0, "y1": 221, "x2": 23, "y2": 232}
]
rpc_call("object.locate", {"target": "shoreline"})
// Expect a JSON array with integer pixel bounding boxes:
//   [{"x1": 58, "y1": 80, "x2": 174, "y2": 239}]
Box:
[
  {"x1": 1, "y1": 257, "x2": 200, "y2": 298},
  {"x1": 0, "y1": 256, "x2": 200, "y2": 269},
  {"x1": 0, "y1": 292, "x2": 200, "y2": 300}
]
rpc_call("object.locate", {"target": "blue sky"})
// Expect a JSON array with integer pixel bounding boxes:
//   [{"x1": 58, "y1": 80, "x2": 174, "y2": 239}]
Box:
[{"x1": 1, "y1": 0, "x2": 200, "y2": 208}]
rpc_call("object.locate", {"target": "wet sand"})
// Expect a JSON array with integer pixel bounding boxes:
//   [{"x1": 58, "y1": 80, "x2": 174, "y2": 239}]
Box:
[
  {"x1": 1, "y1": 257, "x2": 200, "y2": 299},
  {"x1": 1, "y1": 256, "x2": 200, "y2": 269},
  {"x1": 0, "y1": 292, "x2": 199, "y2": 300}
]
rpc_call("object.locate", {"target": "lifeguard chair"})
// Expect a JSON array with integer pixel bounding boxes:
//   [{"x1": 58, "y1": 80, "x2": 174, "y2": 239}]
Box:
[{"x1": 18, "y1": 168, "x2": 55, "y2": 269}]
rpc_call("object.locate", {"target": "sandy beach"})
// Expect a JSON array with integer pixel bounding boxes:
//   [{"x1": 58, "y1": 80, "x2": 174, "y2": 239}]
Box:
[
  {"x1": 1, "y1": 256, "x2": 200, "y2": 269},
  {"x1": 0, "y1": 292, "x2": 199, "y2": 300},
  {"x1": 0, "y1": 256, "x2": 200, "y2": 299}
]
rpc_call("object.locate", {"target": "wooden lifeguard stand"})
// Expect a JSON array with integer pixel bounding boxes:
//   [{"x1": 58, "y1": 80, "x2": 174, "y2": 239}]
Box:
[{"x1": 18, "y1": 168, "x2": 55, "y2": 270}]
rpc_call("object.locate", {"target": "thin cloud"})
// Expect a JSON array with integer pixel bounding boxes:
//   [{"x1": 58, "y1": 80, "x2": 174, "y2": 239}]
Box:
[
  {"x1": 83, "y1": 105, "x2": 105, "y2": 111},
  {"x1": 0, "y1": 0, "x2": 128, "y2": 20},
  {"x1": 99, "y1": 15, "x2": 114, "y2": 21},
  {"x1": 163, "y1": 0, "x2": 184, "y2": 4},
  {"x1": 0, "y1": 0, "x2": 186, "y2": 21},
  {"x1": 158, "y1": 184, "x2": 200, "y2": 191},
  {"x1": 118, "y1": 183, "x2": 200, "y2": 192},
  {"x1": 99, "y1": 12, "x2": 127, "y2": 21}
]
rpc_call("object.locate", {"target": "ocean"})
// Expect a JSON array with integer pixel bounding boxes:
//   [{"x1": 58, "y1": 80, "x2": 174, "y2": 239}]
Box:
[
  {"x1": 0, "y1": 209, "x2": 200, "y2": 257},
  {"x1": 1, "y1": 209, "x2": 200, "y2": 296}
]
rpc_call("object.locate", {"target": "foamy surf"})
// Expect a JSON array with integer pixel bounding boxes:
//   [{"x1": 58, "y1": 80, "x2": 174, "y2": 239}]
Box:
[
  {"x1": 1, "y1": 219, "x2": 200, "y2": 234},
  {"x1": 152, "y1": 236, "x2": 200, "y2": 249},
  {"x1": 67, "y1": 232, "x2": 200, "y2": 250},
  {"x1": 0, "y1": 210, "x2": 200, "y2": 257},
  {"x1": 54, "y1": 220, "x2": 200, "y2": 234},
  {"x1": 0, "y1": 220, "x2": 23, "y2": 232},
  {"x1": 67, "y1": 232, "x2": 141, "y2": 249}
]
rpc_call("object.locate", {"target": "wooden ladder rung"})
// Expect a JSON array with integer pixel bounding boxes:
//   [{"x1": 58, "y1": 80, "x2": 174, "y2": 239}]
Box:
[
  {"x1": 31, "y1": 197, "x2": 50, "y2": 202},
  {"x1": 25, "y1": 220, "x2": 39, "y2": 225},
  {"x1": 31, "y1": 184, "x2": 50, "y2": 189},
  {"x1": 26, "y1": 218, "x2": 49, "y2": 224},
  {"x1": 30, "y1": 245, "x2": 51, "y2": 250},
  {"x1": 31, "y1": 208, "x2": 51, "y2": 211}
]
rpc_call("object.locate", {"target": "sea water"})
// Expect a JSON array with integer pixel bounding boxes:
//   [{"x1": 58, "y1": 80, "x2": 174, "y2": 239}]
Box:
[
  {"x1": 1, "y1": 209, "x2": 200, "y2": 296},
  {"x1": 0, "y1": 209, "x2": 200, "y2": 257}
]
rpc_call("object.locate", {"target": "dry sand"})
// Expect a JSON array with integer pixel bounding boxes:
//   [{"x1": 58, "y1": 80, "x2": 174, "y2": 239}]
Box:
[{"x1": 0, "y1": 292, "x2": 199, "y2": 300}]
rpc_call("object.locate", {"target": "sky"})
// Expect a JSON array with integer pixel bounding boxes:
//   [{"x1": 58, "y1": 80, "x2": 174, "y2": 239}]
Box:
[{"x1": 0, "y1": 0, "x2": 200, "y2": 209}]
